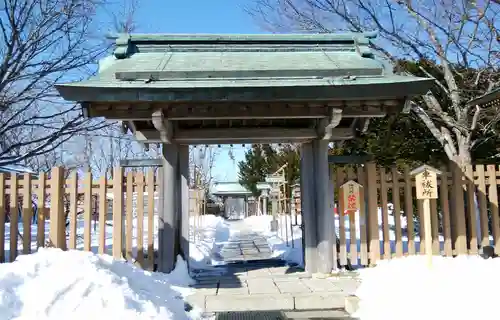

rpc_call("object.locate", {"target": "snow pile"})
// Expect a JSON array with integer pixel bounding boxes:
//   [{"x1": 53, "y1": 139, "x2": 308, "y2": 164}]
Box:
[
  {"x1": 244, "y1": 215, "x2": 303, "y2": 266},
  {"x1": 0, "y1": 249, "x2": 196, "y2": 320},
  {"x1": 244, "y1": 215, "x2": 273, "y2": 233},
  {"x1": 189, "y1": 215, "x2": 229, "y2": 268},
  {"x1": 354, "y1": 255, "x2": 499, "y2": 320}
]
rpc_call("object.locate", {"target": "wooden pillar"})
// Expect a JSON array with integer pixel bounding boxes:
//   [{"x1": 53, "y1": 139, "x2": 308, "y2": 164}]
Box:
[
  {"x1": 158, "y1": 144, "x2": 179, "y2": 273},
  {"x1": 313, "y1": 140, "x2": 334, "y2": 274},
  {"x1": 300, "y1": 142, "x2": 318, "y2": 274},
  {"x1": 178, "y1": 145, "x2": 190, "y2": 263}
]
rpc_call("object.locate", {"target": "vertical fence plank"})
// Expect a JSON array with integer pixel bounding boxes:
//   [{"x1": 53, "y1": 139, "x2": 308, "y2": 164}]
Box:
[
  {"x1": 0, "y1": 174, "x2": 5, "y2": 262},
  {"x1": 487, "y1": 165, "x2": 500, "y2": 254},
  {"x1": 336, "y1": 167, "x2": 347, "y2": 267},
  {"x1": 465, "y1": 165, "x2": 478, "y2": 254},
  {"x1": 126, "y1": 171, "x2": 134, "y2": 262},
  {"x1": 346, "y1": 167, "x2": 358, "y2": 266},
  {"x1": 147, "y1": 169, "x2": 155, "y2": 270},
  {"x1": 417, "y1": 199, "x2": 425, "y2": 254},
  {"x1": 68, "y1": 172, "x2": 78, "y2": 249},
  {"x1": 22, "y1": 173, "x2": 32, "y2": 254},
  {"x1": 391, "y1": 167, "x2": 403, "y2": 258},
  {"x1": 112, "y1": 167, "x2": 124, "y2": 260},
  {"x1": 49, "y1": 167, "x2": 66, "y2": 250},
  {"x1": 430, "y1": 199, "x2": 439, "y2": 254},
  {"x1": 136, "y1": 172, "x2": 145, "y2": 266},
  {"x1": 451, "y1": 162, "x2": 467, "y2": 254},
  {"x1": 10, "y1": 174, "x2": 18, "y2": 262},
  {"x1": 366, "y1": 163, "x2": 380, "y2": 264},
  {"x1": 439, "y1": 171, "x2": 452, "y2": 256},
  {"x1": 404, "y1": 166, "x2": 415, "y2": 255},
  {"x1": 357, "y1": 167, "x2": 368, "y2": 265},
  {"x1": 84, "y1": 172, "x2": 93, "y2": 252},
  {"x1": 36, "y1": 172, "x2": 46, "y2": 248},
  {"x1": 98, "y1": 175, "x2": 107, "y2": 255},
  {"x1": 476, "y1": 165, "x2": 489, "y2": 248},
  {"x1": 379, "y1": 167, "x2": 390, "y2": 259}
]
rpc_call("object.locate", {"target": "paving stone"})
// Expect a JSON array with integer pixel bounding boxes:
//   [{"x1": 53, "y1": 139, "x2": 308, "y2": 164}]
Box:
[
  {"x1": 268, "y1": 266, "x2": 291, "y2": 275},
  {"x1": 301, "y1": 279, "x2": 343, "y2": 292},
  {"x1": 294, "y1": 292, "x2": 346, "y2": 310},
  {"x1": 269, "y1": 272, "x2": 311, "y2": 280},
  {"x1": 246, "y1": 268, "x2": 272, "y2": 277},
  {"x1": 275, "y1": 280, "x2": 312, "y2": 294},
  {"x1": 247, "y1": 278, "x2": 280, "y2": 294},
  {"x1": 206, "y1": 294, "x2": 294, "y2": 312},
  {"x1": 329, "y1": 279, "x2": 360, "y2": 295},
  {"x1": 217, "y1": 287, "x2": 250, "y2": 295}
]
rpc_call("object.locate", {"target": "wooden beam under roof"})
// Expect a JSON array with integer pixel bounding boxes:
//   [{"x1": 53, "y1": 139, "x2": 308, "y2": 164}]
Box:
[
  {"x1": 86, "y1": 101, "x2": 398, "y2": 120},
  {"x1": 133, "y1": 127, "x2": 356, "y2": 144}
]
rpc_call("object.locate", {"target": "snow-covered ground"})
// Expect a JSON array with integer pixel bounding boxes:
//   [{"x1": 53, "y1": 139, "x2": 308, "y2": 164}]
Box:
[
  {"x1": 188, "y1": 215, "x2": 229, "y2": 269},
  {"x1": 355, "y1": 255, "x2": 498, "y2": 320},
  {"x1": 244, "y1": 215, "x2": 303, "y2": 267},
  {"x1": 4, "y1": 214, "x2": 159, "y2": 262},
  {"x1": 0, "y1": 248, "x2": 199, "y2": 320}
]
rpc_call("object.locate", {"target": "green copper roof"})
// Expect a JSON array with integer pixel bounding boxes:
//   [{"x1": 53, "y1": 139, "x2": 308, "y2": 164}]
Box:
[{"x1": 56, "y1": 32, "x2": 434, "y2": 103}]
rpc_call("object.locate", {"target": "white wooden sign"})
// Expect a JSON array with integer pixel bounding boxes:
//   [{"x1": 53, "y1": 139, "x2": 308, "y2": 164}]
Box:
[
  {"x1": 410, "y1": 164, "x2": 442, "y2": 268},
  {"x1": 411, "y1": 165, "x2": 441, "y2": 200},
  {"x1": 340, "y1": 180, "x2": 362, "y2": 212}
]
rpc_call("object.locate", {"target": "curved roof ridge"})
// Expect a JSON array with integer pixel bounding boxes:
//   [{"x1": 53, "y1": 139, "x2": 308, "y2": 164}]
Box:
[{"x1": 113, "y1": 32, "x2": 378, "y2": 59}]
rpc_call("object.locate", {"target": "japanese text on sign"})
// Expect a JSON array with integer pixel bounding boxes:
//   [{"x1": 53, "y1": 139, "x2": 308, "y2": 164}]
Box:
[
  {"x1": 341, "y1": 180, "x2": 361, "y2": 213},
  {"x1": 413, "y1": 167, "x2": 439, "y2": 199}
]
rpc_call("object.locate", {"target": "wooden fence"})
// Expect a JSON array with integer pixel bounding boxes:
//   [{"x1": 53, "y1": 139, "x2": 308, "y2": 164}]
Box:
[
  {"x1": 1, "y1": 163, "x2": 499, "y2": 270},
  {"x1": 331, "y1": 162, "x2": 500, "y2": 267},
  {"x1": 0, "y1": 167, "x2": 160, "y2": 270}
]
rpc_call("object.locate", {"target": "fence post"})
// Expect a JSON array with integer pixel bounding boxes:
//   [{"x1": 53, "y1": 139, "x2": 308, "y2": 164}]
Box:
[
  {"x1": 366, "y1": 162, "x2": 380, "y2": 264},
  {"x1": 112, "y1": 167, "x2": 124, "y2": 259},
  {"x1": 49, "y1": 167, "x2": 66, "y2": 250}
]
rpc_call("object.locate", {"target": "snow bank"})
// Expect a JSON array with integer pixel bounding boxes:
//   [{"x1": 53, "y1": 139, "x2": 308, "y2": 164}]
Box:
[
  {"x1": 0, "y1": 249, "x2": 196, "y2": 320},
  {"x1": 244, "y1": 215, "x2": 303, "y2": 267},
  {"x1": 244, "y1": 215, "x2": 273, "y2": 233},
  {"x1": 354, "y1": 255, "x2": 499, "y2": 320},
  {"x1": 189, "y1": 215, "x2": 229, "y2": 268}
]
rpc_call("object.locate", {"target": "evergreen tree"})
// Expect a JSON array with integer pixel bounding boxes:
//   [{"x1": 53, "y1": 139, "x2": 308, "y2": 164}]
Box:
[
  {"x1": 238, "y1": 144, "x2": 301, "y2": 197},
  {"x1": 237, "y1": 145, "x2": 268, "y2": 196}
]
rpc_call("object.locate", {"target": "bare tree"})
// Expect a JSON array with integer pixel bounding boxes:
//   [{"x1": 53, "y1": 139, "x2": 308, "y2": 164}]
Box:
[
  {"x1": 0, "y1": 0, "x2": 140, "y2": 167},
  {"x1": 248, "y1": 0, "x2": 500, "y2": 167},
  {"x1": 190, "y1": 145, "x2": 220, "y2": 192}
]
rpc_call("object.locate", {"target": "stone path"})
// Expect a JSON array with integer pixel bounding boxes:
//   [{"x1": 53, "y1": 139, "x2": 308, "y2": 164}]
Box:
[
  {"x1": 188, "y1": 263, "x2": 360, "y2": 314},
  {"x1": 211, "y1": 220, "x2": 274, "y2": 263},
  {"x1": 188, "y1": 219, "x2": 361, "y2": 319}
]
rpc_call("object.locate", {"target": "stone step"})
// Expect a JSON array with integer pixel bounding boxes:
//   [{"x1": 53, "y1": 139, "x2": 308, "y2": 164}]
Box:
[{"x1": 187, "y1": 292, "x2": 347, "y2": 313}]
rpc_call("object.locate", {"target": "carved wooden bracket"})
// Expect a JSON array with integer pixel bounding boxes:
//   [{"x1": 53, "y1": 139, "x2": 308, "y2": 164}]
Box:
[
  {"x1": 152, "y1": 110, "x2": 173, "y2": 144},
  {"x1": 319, "y1": 107, "x2": 343, "y2": 140}
]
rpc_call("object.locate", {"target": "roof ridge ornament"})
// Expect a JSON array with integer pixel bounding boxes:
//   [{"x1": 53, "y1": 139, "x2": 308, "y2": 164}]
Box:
[
  {"x1": 114, "y1": 34, "x2": 131, "y2": 59},
  {"x1": 353, "y1": 36, "x2": 374, "y2": 58}
]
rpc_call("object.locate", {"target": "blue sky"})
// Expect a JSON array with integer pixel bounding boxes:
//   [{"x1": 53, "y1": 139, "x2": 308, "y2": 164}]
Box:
[
  {"x1": 134, "y1": 0, "x2": 263, "y2": 34},
  {"x1": 132, "y1": 0, "x2": 260, "y2": 181}
]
